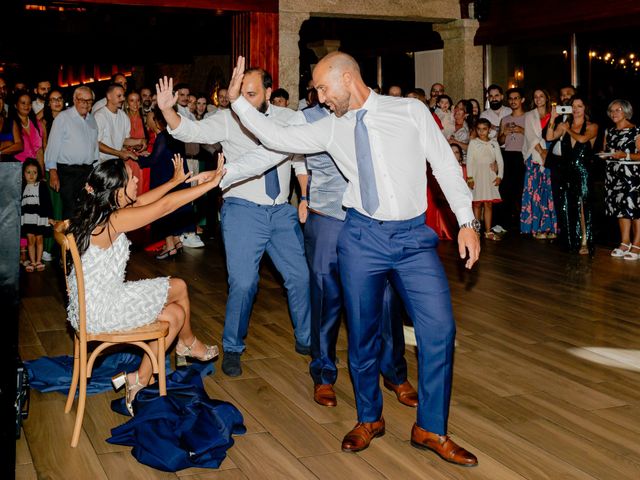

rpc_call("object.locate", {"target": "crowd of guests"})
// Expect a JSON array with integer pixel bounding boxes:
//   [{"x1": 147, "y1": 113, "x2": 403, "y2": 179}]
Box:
[
  {"x1": 2, "y1": 71, "x2": 639, "y2": 276},
  {"x1": 378, "y1": 81, "x2": 640, "y2": 258},
  {"x1": 0, "y1": 73, "x2": 231, "y2": 271}
]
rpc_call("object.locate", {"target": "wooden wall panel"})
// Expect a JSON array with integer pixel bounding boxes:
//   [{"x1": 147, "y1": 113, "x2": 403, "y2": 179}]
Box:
[{"x1": 232, "y1": 12, "x2": 279, "y2": 88}]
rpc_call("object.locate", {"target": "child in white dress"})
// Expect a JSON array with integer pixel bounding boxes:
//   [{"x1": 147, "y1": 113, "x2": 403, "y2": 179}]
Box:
[{"x1": 466, "y1": 119, "x2": 504, "y2": 240}]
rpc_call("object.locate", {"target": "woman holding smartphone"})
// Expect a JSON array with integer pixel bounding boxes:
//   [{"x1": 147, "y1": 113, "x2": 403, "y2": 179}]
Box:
[{"x1": 547, "y1": 95, "x2": 598, "y2": 255}]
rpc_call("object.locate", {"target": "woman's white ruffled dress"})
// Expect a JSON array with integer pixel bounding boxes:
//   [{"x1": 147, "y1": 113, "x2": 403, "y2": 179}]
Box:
[{"x1": 67, "y1": 234, "x2": 170, "y2": 334}]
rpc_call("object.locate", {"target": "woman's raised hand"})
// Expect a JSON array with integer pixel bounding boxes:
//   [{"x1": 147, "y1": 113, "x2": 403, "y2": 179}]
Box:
[
  {"x1": 188, "y1": 152, "x2": 226, "y2": 187},
  {"x1": 171, "y1": 154, "x2": 192, "y2": 184},
  {"x1": 156, "y1": 76, "x2": 178, "y2": 111}
]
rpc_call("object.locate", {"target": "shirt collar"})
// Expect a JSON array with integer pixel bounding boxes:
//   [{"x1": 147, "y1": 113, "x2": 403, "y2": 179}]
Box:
[{"x1": 346, "y1": 88, "x2": 377, "y2": 119}]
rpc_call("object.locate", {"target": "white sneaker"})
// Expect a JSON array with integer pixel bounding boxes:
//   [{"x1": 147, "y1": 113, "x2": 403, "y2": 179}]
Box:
[
  {"x1": 42, "y1": 251, "x2": 53, "y2": 262},
  {"x1": 491, "y1": 225, "x2": 507, "y2": 234},
  {"x1": 181, "y1": 233, "x2": 205, "y2": 248}
]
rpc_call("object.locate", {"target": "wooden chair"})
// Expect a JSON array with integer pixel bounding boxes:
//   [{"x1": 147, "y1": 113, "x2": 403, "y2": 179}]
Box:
[{"x1": 55, "y1": 229, "x2": 169, "y2": 448}]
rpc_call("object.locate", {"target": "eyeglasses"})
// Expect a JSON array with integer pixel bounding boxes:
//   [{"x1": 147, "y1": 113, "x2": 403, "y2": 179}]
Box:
[
  {"x1": 610, "y1": 107, "x2": 624, "y2": 113},
  {"x1": 75, "y1": 98, "x2": 93, "y2": 104}
]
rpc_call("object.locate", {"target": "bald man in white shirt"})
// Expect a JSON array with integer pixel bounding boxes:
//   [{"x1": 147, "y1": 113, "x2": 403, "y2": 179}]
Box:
[{"x1": 216, "y1": 54, "x2": 480, "y2": 466}]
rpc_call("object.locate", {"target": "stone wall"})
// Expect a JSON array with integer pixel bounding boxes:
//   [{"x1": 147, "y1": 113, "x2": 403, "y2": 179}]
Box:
[{"x1": 277, "y1": 0, "x2": 480, "y2": 107}]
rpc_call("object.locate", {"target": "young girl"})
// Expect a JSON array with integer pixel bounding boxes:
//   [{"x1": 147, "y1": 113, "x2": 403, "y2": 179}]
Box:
[
  {"x1": 466, "y1": 119, "x2": 504, "y2": 240},
  {"x1": 66, "y1": 153, "x2": 225, "y2": 415},
  {"x1": 21, "y1": 159, "x2": 53, "y2": 272},
  {"x1": 435, "y1": 94, "x2": 455, "y2": 139}
]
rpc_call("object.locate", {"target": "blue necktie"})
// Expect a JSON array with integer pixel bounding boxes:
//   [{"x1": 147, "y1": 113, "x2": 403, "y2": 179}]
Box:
[
  {"x1": 354, "y1": 110, "x2": 379, "y2": 216},
  {"x1": 264, "y1": 166, "x2": 280, "y2": 201},
  {"x1": 263, "y1": 112, "x2": 280, "y2": 201}
]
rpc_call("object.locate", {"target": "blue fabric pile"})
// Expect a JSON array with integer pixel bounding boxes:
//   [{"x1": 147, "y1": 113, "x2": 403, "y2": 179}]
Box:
[{"x1": 108, "y1": 363, "x2": 246, "y2": 471}]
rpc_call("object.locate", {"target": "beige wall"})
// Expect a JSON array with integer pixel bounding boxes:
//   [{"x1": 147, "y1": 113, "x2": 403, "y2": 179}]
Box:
[{"x1": 277, "y1": 0, "x2": 481, "y2": 108}]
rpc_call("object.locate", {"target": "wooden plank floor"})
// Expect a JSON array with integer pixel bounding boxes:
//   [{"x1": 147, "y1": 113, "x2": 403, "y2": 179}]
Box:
[{"x1": 16, "y1": 234, "x2": 640, "y2": 479}]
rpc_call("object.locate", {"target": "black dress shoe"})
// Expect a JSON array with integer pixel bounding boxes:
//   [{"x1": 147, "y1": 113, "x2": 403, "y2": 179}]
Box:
[
  {"x1": 222, "y1": 352, "x2": 242, "y2": 377},
  {"x1": 295, "y1": 341, "x2": 311, "y2": 356}
]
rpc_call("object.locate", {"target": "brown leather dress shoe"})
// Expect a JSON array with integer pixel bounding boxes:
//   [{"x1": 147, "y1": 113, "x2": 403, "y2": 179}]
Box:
[
  {"x1": 383, "y1": 379, "x2": 419, "y2": 407},
  {"x1": 410, "y1": 424, "x2": 478, "y2": 467},
  {"x1": 341, "y1": 417, "x2": 385, "y2": 452},
  {"x1": 313, "y1": 384, "x2": 337, "y2": 407}
]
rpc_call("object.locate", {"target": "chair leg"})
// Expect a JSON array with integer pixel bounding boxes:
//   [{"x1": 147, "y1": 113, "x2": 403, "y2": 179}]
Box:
[
  {"x1": 158, "y1": 336, "x2": 167, "y2": 396},
  {"x1": 64, "y1": 336, "x2": 80, "y2": 414},
  {"x1": 70, "y1": 362, "x2": 87, "y2": 448}
]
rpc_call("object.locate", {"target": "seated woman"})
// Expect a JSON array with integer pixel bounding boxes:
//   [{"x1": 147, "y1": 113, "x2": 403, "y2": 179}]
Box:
[{"x1": 65, "y1": 153, "x2": 225, "y2": 415}]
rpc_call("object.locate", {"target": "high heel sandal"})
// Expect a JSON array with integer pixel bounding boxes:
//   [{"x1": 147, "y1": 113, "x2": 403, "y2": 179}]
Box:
[
  {"x1": 175, "y1": 337, "x2": 219, "y2": 368},
  {"x1": 175, "y1": 241, "x2": 184, "y2": 254},
  {"x1": 112, "y1": 371, "x2": 145, "y2": 416},
  {"x1": 624, "y1": 244, "x2": 640, "y2": 261},
  {"x1": 155, "y1": 247, "x2": 178, "y2": 260}
]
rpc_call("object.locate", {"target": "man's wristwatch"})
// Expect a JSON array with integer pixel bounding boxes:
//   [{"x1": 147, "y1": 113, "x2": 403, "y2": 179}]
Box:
[{"x1": 459, "y1": 219, "x2": 481, "y2": 234}]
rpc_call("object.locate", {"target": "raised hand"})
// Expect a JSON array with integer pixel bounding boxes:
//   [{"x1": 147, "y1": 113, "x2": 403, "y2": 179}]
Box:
[
  {"x1": 156, "y1": 76, "x2": 178, "y2": 111},
  {"x1": 188, "y1": 152, "x2": 226, "y2": 187},
  {"x1": 227, "y1": 56, "x2": 246, "y2": 103},
  {"x1": 171, "y1": 154, "x2": 192, "y2": 184}
]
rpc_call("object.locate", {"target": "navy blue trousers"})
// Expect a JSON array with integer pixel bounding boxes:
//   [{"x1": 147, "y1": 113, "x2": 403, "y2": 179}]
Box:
[
  {"x1": 338, "y1": 209, "x2": 456, "y2": 435},
  {"x1": 304, "y1": 212, "x2": 408, "y2": 386},
  {"x1": 220, "y1": 197, "x2": 311, "y2": 353}
]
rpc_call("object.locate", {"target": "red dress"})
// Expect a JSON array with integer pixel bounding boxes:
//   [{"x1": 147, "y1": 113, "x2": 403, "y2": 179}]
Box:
[
  {"x1": 425, "y1": 111, "x2": 457, "y2": 240},
  {"x1": 127, "y1": 113, "x2": 150, "y2": 195}
]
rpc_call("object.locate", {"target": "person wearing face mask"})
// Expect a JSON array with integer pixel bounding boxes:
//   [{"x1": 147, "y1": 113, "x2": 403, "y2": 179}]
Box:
[{"x1": 480, "y1": 84, "x2": 512, "y2": 141}]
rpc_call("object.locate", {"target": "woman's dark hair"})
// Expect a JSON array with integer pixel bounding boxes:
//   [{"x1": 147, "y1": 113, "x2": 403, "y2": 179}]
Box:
[
  {"x1": 456, "y1": 99, "x2": 476, "y2": 129},
  {"x1": 42, "y1": 89, "x2": 66, "y2": 136},
  {"x1": 569, "y1": 95, "x2": 591, "y2": 122},
  {"x1": 22, "y1": 158, "x2": 44, "y2": 186},
  {"x1": 153, "y1": 104, "x2": 170, "y2": 130},
  {"x1": 530, "y1": 88, "x2": 551, "y2": 114},
  {"x1": 67, "y1": 159, "x2": 133, "y2": 267},
  {"x1": 450, "y1": 143, "x2": 464, "y2": 163},
  {"x1": 9, "y1": 90, "x2": 42, "y2": 137}
]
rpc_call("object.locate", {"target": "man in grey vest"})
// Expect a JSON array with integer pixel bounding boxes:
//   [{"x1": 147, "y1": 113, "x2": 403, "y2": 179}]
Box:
[{"x1": 299, "y1": 102, "x2": 418, "y2": 408}]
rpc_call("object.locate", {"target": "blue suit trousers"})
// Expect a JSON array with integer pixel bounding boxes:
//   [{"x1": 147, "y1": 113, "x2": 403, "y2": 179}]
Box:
[
  {"x1": 304, "y1": 212, "x2": 408, "y2": 386},
  {"x1": 337, "y1": 209, "x2": 456, "y2": 435},
  {"x1": 220, "y1": 197, "x2": 311, "y2": 353}
]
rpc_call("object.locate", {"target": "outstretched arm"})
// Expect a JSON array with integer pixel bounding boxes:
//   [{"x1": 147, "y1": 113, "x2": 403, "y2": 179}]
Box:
[
  {"x1": 220, "y1": 145, "x2": 290, "y2": 189},
  {"x1": 135, "y1": 154, "x2": 191, "y2": 206},
  {"x1": 228, "y1": 56, "x2": 330, "y2": 154},
  {"x1": 110, "y1": 153, "x2": 225, "y2": 233}
]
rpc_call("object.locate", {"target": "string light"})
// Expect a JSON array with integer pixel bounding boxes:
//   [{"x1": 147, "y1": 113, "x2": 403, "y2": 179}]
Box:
[{"x1": 585, "y1": 50, "x2": 639, "y2": 73}]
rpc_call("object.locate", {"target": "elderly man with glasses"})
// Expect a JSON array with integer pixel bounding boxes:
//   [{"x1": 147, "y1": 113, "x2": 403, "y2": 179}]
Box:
[{"x1": 45, "y1": 86, "x2": 99, "y2": 219}]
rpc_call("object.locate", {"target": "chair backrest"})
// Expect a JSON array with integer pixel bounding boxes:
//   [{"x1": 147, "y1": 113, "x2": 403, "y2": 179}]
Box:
[{"x1": 54, "y1": 229, "x2": 87, "y2": 342}]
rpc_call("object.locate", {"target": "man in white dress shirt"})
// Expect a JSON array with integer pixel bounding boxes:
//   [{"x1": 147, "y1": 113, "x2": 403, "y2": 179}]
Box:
[
  {"x1": 220, "y1": 53, "x2": 480, "y2": 466},
  {"x1": 94, "y1": 83, "x2": 141, "y2": 162},
  {"x1": 156, "y1": 69, "x2": 311, "y2": 378},
  {"x1": 92, "y1": 72, "x2": 128, "y2": 114}
]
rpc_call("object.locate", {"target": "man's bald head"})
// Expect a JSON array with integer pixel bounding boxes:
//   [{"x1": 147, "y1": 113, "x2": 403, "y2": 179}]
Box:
[
  {"x1": 312, "y1": 52, "x2": 368, "y2": 117},
  {"x1": 317, "y1": 52, "x2": 361, "y2": 75}
]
